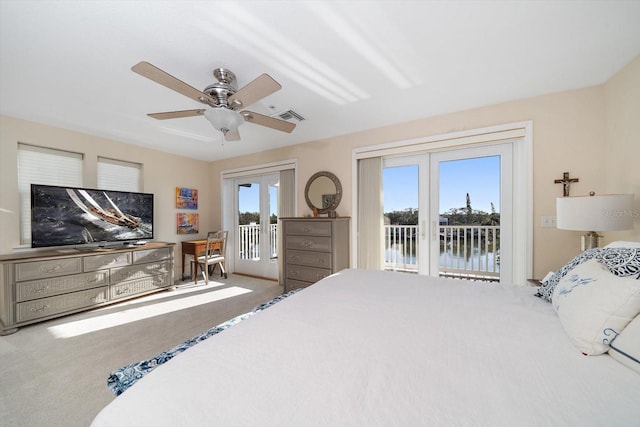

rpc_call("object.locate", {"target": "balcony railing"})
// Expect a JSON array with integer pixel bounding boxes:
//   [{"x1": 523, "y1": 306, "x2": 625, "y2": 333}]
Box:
[
  {"x1": 238, "y1": 224, "x2": 278, "y2": 260},
  {"x1": 385, "y1": 224, "x2": 500, "y2": 281},
  {"x1": 236, "y1": 223, "x2": 499, "y2": 281}
]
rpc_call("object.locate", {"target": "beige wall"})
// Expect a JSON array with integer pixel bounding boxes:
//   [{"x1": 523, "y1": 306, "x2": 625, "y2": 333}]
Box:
[
  {"x1": 0, "y1": 116, "x2": 214, "y2": 278},
  {"x1": 604, "y1": 56, "x2": 640, "y2": 242},
  {"x1": 211, "y1": 56, "x2": 640, "y2": 279}
]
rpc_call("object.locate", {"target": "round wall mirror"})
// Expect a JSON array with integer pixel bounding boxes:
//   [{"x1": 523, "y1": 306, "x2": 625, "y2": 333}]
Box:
[{"x1": 304, "y1": 171, "x2": 342, "y2": 214}]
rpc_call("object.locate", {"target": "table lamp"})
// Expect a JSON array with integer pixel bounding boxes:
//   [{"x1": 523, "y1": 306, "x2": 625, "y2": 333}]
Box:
[{"x1": 556, "y1": 193, "x2": 634, "y2": 251}]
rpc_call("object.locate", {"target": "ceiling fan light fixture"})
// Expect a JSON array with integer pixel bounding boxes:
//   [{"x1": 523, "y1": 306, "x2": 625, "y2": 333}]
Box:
[{"x1": 204, "y1": 108, "x2": 244, "y2": 134}]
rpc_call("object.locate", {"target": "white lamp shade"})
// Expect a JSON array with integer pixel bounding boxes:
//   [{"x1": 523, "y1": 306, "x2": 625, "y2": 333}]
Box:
[
  {"x1": 203, "y1": 108, "x2": 244, "y2": 132},
  {"x1": 556, "y1": 194, "x2": 634, "y2": 231}
]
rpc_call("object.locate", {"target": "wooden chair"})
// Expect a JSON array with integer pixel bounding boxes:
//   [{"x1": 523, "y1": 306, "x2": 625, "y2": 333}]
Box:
[{"x1": 194, "y1": 231, "x2": 228, "y2": 284}]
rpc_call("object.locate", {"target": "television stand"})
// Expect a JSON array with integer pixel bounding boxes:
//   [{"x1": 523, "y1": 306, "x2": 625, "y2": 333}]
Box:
[{"x1": 0, "y1": 242, "x2": 175, "y2": 335}]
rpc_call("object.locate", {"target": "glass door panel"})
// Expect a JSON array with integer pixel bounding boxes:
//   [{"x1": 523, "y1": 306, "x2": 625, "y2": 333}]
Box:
[
  {"x1": 430, "y1": 144, "x2": 512, "y2": 282},
  {"x1": 234, "y1": 173, "x2": 279, "y2": 279},
  {"x1": 383, "y1": 156, "x2": 428, "y2": 274},
  {"x1": 383, "y1": 164, "x2": 419, "y2": 273},
  {"x1": 237, "y1": 177, "x2": 261, "y2": 267}
]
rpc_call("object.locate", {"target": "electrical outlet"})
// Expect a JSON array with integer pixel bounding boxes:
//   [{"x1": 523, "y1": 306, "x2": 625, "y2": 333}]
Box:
[{"x1": 541, "y1": 216, "x2": 557, "y2": 227}]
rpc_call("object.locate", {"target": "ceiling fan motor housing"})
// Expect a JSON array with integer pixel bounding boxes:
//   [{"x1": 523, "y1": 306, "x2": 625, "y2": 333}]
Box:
[{"x1": 204, "y1": 68, "x2": 240, "y2": 108}]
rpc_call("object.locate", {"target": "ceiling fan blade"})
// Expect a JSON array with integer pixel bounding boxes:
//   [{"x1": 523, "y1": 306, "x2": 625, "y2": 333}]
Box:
[
  {"x1": 147, "y1": 109, "x2": 205, "y2": 120},
  {"x1": 132, "y1": 61, "x2": 216, "y2": 106},
  {"x1": 224, "y1": 129, "x2": 241, "y2": 141},
  {"x1": 241, "y1": 111, "x2": 296, "y2": 133},
  {"x1": 228, "y1": 74, "x2": 281, "y2": 108}
]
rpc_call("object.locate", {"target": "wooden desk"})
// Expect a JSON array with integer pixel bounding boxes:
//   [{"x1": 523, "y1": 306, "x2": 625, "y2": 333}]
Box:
[{"x1": 181, "y1": 239, "x2": 222, "y2": 280}]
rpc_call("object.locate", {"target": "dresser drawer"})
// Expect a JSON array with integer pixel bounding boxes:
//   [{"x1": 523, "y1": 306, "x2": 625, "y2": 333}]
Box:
[
  {"x1": 285, "y1": 221, "x2": 332, "y2": 236},
  {"x1": 16, "y1": 270, "x2": 109, "y2": 302},
  {"x1": 286, "y1": 235, "x2": 332, "y2": 252},
  {"x1": 286, "y1": 250, "x2": 332, "y2": 269},
  {"x1": 133, "y1": 247, "x2": 171, "y2": 264},
  {"x1": 110, "y1": 275, "x2": 170, "y2": 300},
  {"x1": 16, "y1": 287, "x2": 109, "y2": 322},
  {"x1": 15, "y1": 257, "x2": 82, "y2": 282},
  {"x1": 84, "y1": 252, "x2": 131, "y2": 272},
  {"x1": 285, "y1": 264, "x2": 331, "y2": 283},
  {"x1": 110, "y1": 261, "x2": 171, "y2": 283}
]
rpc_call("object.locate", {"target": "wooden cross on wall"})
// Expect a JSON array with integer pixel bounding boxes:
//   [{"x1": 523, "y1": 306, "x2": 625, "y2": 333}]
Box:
[{"x1": 554, "y1": 172, "x2": 579, "y2": 197}]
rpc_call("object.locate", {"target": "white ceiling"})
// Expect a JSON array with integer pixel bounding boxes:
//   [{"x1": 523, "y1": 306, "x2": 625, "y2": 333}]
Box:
[{"x1": 1, "y1": 1, "x2": 640, "y2": 162}]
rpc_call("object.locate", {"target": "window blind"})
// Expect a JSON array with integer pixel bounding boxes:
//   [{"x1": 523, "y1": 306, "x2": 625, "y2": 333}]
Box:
[
  {"x1": 97, "y1": 157, "x2": 142, "y2": 192},
  {"x1": 357, "y1": 157, "x2": 383, "y2": 269},
  {"x1": 18, "y1": 143, "x2": 83, "y2": 244}
]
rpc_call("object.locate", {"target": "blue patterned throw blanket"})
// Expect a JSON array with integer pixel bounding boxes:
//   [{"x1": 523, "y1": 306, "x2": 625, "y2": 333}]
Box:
[{"x1": 107, "y1": 289, "x2": 301, "y2": 396}]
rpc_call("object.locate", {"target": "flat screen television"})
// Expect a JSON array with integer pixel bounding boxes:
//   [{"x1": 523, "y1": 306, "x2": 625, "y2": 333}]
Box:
[{"x1": 31, "y1": 184, "x2": 154, "y2": 248}]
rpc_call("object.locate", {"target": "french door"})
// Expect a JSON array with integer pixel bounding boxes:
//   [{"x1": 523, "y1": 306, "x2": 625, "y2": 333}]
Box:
[
  {"x1": 382, "y1": 143, "x2": 513, "y2": 282},
  {"x1": 233, "y1": 173, "x2": 279, "y2": 280}
]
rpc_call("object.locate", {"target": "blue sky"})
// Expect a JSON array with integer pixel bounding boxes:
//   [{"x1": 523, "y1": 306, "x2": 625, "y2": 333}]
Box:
[
  {"x1": 238, "y1": 183, "x2": 277, "y2": 216},
  {"x1": 383, "y1": 156, "x2": 500, "y2": 213}
]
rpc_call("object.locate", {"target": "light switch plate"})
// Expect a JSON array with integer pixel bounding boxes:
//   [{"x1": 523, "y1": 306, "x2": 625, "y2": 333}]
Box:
[{"x1": 541, "y1": 216, "x2": 557, "y2": 227}]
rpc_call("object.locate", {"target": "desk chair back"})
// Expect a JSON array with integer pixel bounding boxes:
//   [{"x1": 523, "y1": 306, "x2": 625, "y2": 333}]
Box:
[{"x1": 196, "y1": 230, "x2": 228, "y2": 284}]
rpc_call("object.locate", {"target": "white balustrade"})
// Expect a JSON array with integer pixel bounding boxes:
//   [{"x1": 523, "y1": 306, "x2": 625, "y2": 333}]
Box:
[
  {"x1": 384, "y1": 224, "x2": 500, "y2": 281},
  {"x1": 238, "y1": 224, "x2": 278, "y2": 260}
]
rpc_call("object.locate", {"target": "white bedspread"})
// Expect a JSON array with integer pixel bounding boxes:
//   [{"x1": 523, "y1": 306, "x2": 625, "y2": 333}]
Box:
[{"x1": 92, "y1": 269, "x2": 640, "y2": 426}]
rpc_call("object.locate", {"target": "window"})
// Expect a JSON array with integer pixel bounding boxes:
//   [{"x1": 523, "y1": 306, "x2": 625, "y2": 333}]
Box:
[
  {"x1": 97, "y1": 157, "x2": 142, "y2": 192},
  {"x1": 18, "y1": 143, "x2": 83, "y2": 244}
]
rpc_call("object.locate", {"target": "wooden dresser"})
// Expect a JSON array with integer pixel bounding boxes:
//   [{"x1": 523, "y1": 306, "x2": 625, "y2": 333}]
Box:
[
  {"x1": 0, "y1": 242, "x2": 175, "y2": 335},
  {"x1": 281, "y1": 217, "x2": 350, "y2": 292}
]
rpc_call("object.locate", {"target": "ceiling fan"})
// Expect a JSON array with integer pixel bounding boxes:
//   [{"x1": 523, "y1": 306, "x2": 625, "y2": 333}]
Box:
[{"x1": 131, "y1": 61, "x2": 296, "y2": 141}]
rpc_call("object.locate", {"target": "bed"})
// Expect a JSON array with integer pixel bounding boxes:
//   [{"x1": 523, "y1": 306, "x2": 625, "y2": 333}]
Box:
[{"x1": 91, "y1": 249, "x2": 640, "y2": 426}]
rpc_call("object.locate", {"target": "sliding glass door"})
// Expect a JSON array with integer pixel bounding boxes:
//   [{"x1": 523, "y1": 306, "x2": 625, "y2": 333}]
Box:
[{"x1": 381, "y1": 143, "x2": 512, "y2": 282}]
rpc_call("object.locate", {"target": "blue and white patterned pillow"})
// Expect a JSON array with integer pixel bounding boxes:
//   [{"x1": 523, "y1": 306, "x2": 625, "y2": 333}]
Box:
[
  {"x1": 552, "y1": 259, "x2": 640, "y2": 355},
  {"x1": 536, "y1": 247, "x2": 640, "y2": 302}
]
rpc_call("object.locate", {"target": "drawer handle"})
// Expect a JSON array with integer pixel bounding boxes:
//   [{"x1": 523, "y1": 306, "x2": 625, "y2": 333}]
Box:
[
  {"x1": 31, "y1": 285, "x2": 50, "y2": 294},
  {"x1": 43, "y1": 265, "x2": 62, "y2": 273},
  {"x1": 303, "y1": 227, "x2": 311, "y2": 232},
  {"x1": 30, "y1": 305, "x2": 49, "y2": 313},
  {"x1": 116, "y1": 288, "x2": 129, "y2": 295},
  {"x1": 302, "y1": 241, "x2": 313, "y2": 247}
]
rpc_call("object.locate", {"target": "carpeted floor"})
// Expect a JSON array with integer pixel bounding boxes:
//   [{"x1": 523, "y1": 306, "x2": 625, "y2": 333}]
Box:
[{"x1": 0, "y1": 274, "x2": 283, "y2": 427}]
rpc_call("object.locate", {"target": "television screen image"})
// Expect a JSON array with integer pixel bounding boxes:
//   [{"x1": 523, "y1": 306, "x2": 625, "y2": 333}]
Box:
[{"x1": 31, "y1": 184, "x2": 154, "y2": 248}]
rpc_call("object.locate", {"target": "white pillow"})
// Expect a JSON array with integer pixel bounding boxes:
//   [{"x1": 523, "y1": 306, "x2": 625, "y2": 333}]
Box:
[
  {"x1": 552, "y1": 259, "x2": 640, "y2": 355},
  {"x1": 608, "y1": 314, "x2": 640, "y2": 374},
  {"x1": 604, "y1": 241, "x2": 640, "y2": 248}
]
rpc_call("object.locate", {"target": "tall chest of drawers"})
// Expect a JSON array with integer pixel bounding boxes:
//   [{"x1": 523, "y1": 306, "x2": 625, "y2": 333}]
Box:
[
  {"x1": 282, "y1": 217, "x2": 350, "y2": 292},
  {"x1": 0, "y1": 242, "x2": 175, "y2": 335}
]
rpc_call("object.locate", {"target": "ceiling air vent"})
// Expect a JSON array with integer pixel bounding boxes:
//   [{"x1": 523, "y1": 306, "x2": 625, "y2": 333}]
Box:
[{"x1": 273, "y1": 109, "x2": 305, "y2": 122}]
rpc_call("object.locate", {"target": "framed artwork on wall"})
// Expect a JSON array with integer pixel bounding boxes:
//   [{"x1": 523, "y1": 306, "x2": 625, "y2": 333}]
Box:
[
  {"x1": 177, "y1": 212, "x2": 199, "y2": 234},
  {"x1": 176, "y1": 187, "x2": 198, "y2": 210}
]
